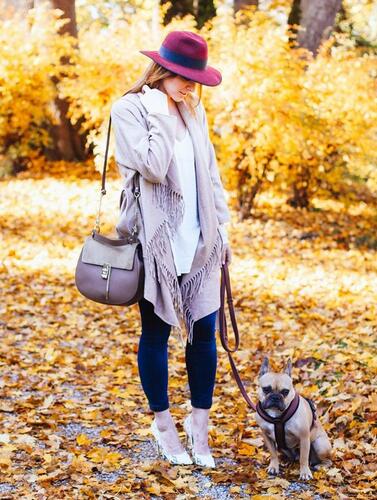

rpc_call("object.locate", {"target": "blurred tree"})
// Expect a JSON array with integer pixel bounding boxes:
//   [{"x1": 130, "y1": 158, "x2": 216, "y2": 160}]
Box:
[
  {"x1": 196, "y1": 0, "x2": 216, "y2": 28},
  {"x1": 160, "y1": 0, "x2": 194, "y2": 24},
  {"x1": 295, "y1": 0, "x2": 342, "y2": 56},
  {"x1": 2, "y1": 0, "x2": 34, "y2": 15},
  {"x1": 234, "y1": 0, "x2": 258, "y2": 14},
  {"x1": 336, "y1": 0, "x2": 377, "y2": 50},
  {"x1": 287, "y1": 0, "x2": 343, "y2": 208},
  {"x1": 33, "y1": 0, "x2": 87, "y2": 161},
  {"x1": 160, "y1": 0, "x2": 195, "y2": 25},
  {"x1": 160, "y1": 0, "x2": 216, "y2": 28}
]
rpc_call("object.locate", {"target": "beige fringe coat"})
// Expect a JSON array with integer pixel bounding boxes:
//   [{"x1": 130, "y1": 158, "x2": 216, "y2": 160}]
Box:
[{"x1": 110, "y1": 90, "x2": 231, "y2": 347}]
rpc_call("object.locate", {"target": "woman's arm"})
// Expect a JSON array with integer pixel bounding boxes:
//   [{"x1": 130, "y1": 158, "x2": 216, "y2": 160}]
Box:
[{"x1": 111, "y1": 96, "x2": 177, "y2": 184}]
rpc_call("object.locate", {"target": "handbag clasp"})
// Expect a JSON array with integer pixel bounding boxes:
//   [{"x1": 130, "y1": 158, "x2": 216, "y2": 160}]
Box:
[
  {"x1": 101, "y1": 263, "x2": 111, "y2": 279},
  {"x1": 101, "y1": 263, "x2": 112, "y2": 301}
]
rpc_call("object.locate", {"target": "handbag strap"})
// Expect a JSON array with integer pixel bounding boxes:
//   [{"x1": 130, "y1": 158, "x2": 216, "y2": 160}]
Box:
[
  {"x1": 93, "y1": 113, "x2": 141, "y2": 240},
  {"x1": 219, "y1": 262, "x2": 257, "y2": 412}
]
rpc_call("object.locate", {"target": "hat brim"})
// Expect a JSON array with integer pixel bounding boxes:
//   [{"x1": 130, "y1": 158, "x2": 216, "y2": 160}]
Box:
[{"x1": 139, "y1": 50, "x2": 222, "y2": 87}]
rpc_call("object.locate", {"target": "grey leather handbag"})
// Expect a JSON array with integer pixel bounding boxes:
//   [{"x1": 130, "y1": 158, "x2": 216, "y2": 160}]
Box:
[{"x1": 75, "y1": 115, "x2": 145, "y2": 305}]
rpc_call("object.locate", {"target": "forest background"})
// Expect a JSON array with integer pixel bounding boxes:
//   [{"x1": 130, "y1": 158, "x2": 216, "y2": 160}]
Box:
[{"x1": 0, "y1": 1, "x2": 376, "y2": 498}]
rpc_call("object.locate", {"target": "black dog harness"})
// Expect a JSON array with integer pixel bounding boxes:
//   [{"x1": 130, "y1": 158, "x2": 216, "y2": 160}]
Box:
[{"x1": 256, "y1": 392, "x2": 317, "y2": 455}]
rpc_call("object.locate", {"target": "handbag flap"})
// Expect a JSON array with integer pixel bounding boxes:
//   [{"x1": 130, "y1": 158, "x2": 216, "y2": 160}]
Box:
[{"x1": 81, "y1": 235, "x2": 139, "y2": 270}]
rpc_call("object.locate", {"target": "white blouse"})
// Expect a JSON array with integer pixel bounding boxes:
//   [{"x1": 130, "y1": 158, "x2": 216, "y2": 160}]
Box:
[
  {"x1": 136, "y1": 85, "x2": 229, "y2": 277},
  {"x1": 169, "y1": 127, "x2": 201, "y2": 276}
]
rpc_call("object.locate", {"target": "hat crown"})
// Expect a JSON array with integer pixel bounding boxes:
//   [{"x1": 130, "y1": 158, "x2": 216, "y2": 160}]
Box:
[
  {"x1": 139, "y1": 29, "x2": 222, "y2": 86},
  {"x1": 162, "y1": 31, "x2": 208, "y2": 62}
]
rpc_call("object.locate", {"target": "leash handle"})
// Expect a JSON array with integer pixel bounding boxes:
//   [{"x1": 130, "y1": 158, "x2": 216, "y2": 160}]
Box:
[
  {"x1": 219, "y1": 262, "x2": 256, "y2": 411},
  {"x1": 219, "y1": 262, "x2": 239, "y2": 352}
]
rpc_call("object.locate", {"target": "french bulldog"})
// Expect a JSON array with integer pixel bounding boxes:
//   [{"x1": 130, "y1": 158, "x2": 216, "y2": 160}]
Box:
[{"x1": 255, "y1": 356, "x2": 332, "y2": 480}]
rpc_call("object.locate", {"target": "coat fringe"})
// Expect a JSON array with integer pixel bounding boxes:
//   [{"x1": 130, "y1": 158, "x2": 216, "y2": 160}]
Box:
[
  {"x1": 152, "y1": 183, "x2": 185, "y2": 238},
  {"x1": 144, "y1": 219, "x2": 186, "y2": 347},
  {"x1": 181, "y1": 230, "x2": 223, "y2": 345},
  {"x1": 146, "y1": 183, "x2": 222, "y2": 347},
  {"x1": 145, "y1": 220, "x2": 182, "y2": 311},
  {"x1": 147, "y1": 183, "x2": 185, "y2": 315}
]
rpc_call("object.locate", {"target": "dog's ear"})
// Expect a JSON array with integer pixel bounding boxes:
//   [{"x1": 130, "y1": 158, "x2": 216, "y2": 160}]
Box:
[
  {"x1": 284, "y1": 358, "x2": 292, "y2": 377},
  {"x1": 259, "y1": 356, "x2": 269, "y2": 377}
]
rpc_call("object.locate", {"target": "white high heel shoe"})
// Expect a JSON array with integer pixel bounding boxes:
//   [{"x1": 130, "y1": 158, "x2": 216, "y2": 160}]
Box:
[
  {"x1": 150, "y1": 419, "x2": 193, "y2": 465},
  {"x1": 183, "y1": 413, "x2": 216, "y2": 468}
]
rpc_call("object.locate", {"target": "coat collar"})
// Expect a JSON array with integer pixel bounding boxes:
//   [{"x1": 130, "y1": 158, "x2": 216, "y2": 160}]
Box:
[
  {"x1": 139, "y1": 84, "x2": 202, "y2": 152},
  {"x1": 136, "y1": 86, "x2": 204, "y2": 193}
]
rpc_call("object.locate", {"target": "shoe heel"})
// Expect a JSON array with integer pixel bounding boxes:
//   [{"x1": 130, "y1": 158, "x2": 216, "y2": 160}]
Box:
[
  {"x1": 185, "y1": 432, "x2": 191, "y2": 450},
  {"x1": 183, "y1": 413, "x2": 216, "y2": 469},
  {"x1": 150, "y1": 418, "x2": 193, "y2": 465},
  {"x1": 184, "y1": 415, "x2": 194, "y2": 447},
  {"x1": 155, "y1": 440, "x2": 162, "y2": 457}
]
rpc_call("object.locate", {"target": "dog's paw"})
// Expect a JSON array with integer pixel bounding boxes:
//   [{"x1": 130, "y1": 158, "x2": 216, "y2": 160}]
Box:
[
  {"x1": 267, "y1": 463, "x2": 279, "y2": 475},
  {"x1": 299, "y1": 466, "x2": 313, "y2": 480}
]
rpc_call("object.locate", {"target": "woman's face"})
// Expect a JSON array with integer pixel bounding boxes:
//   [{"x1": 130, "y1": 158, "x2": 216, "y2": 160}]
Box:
[{"x1": 159, "y1": 74, "x2": 196, "y2": 102}]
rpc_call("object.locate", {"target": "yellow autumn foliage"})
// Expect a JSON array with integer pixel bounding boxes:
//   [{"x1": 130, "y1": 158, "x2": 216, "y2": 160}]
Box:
[
  {"x1": 201, "y1": 7, "x2": 377, "y2": 213},
  {"x1": 1, "y1": 3, "x2": 376, "y2": 212},
  {"x1": 0, "y1": 6, "x2": 77, "y2": 172}
]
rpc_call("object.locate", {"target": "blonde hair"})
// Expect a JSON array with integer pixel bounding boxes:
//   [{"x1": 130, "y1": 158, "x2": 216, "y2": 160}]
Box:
[{"x1": 122, "y1": 61, "x2": 202, "y2": 119}]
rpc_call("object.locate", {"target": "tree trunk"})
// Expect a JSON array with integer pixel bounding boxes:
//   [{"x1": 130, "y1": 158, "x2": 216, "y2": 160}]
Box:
[
  {"x1": 287, "y1": 0, "x2": 342, "y2": 208},
  {"x1": 196, "y1": 0, "x2": 216, "y2": 29},
  {"x1": 286, "y1": 166, "x2": 311, "y2": 208},
  {"x1": 160, "y1": 0, "x2": 194, "y2": 25},
  {"x1": 35, "y1": 0, "x2": 87, "y2": 161},
  {"x1": 160, "y1": 0, "x2": 216, "y2": 28},
  {"x1": 296, "y1": 0, "x2": 342, "y2": 56},
  {"x1": 234, "y1": 0, "x2": 258, "y2": 14},
  {"x1": 287, "y1": 0, "x2": 302, "y2": 46}
]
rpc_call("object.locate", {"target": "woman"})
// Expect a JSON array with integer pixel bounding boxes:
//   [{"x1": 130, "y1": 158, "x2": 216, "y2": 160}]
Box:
[{"x1": 110, "y1": 31, "x2": 232, "y2": 468}]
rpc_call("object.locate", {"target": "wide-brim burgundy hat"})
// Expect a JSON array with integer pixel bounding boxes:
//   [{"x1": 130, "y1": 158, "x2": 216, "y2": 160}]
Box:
[{"x1": 139, "y1": 30, "x2": 222, "y2": 87}]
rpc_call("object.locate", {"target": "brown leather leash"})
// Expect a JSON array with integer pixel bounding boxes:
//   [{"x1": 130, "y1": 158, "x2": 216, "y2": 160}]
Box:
[
  {"x1": 219, "y1": 262, "x2": 317, "y2": 453},
  {"x1": 219, "y1": 261, "x2": 257, "y2": 412}
]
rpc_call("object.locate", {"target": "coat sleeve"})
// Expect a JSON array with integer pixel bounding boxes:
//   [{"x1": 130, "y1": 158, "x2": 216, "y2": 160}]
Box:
[
  {"x1": 199, "y1": 102, "x2": 231, "y2": 226},
  {"x1": 110, "y1": 97, "x2": 178, "y2": 184},
  {"x1": 218, "y1": 222, "x2": 229, "y2": 244}
]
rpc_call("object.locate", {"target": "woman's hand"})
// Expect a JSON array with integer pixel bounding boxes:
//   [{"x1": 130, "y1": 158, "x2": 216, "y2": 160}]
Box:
[
  {"x1": 221, "y1": 243, "x2": 232, "y2": 266},
  {"x1": 140, "y1": 84, "x2": 170, "y2": 116}
]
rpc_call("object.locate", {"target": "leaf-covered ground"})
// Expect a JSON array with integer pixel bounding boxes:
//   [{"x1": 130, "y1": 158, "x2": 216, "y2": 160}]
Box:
[{"x1": 0, "y1": 162, "x2": 376, "y2": 499}]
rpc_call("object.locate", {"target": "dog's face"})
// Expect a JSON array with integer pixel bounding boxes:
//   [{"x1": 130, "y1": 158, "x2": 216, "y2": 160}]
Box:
[{"x1": 257, "y1": 357, "x2": 295, "y2": 411}]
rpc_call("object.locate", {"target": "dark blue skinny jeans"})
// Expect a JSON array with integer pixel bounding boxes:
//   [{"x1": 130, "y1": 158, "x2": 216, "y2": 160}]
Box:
[{"x1": 137, "y1": 275, "x2": 218, "y2": 412}]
